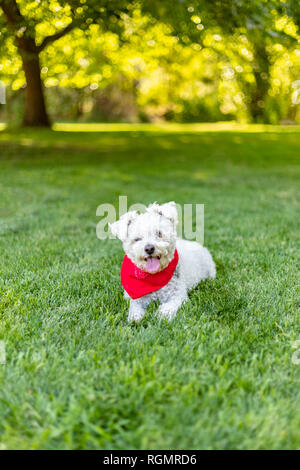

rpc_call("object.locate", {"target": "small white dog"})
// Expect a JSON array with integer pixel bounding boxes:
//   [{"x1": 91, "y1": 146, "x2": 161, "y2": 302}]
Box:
[{"x1": 110, "y1": 202, "x2": 216, "y2": 322}]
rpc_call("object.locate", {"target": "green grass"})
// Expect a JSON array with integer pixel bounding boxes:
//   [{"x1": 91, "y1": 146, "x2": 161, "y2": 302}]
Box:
[{"x1": 0, "y1": 123, "x2": 299, "y2": 450}]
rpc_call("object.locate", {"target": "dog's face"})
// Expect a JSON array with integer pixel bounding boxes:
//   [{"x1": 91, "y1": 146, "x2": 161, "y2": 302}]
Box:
[{"x1": 110, "y1": 202, "x2": 178, "y2": 273}]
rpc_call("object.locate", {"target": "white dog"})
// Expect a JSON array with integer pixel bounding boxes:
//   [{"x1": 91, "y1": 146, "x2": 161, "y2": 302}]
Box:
[{"x1": 110, "y1": 202, "x2": 216, "y2": 322}]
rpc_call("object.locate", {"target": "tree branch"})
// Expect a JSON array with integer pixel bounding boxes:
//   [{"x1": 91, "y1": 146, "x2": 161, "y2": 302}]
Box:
[
  {"x1": 0, "y1": 0, "x2": 38, "y2": 53},
  {"x1": 0, "y1": 0, "x2": 24, "y2": 28},
  {"x1": 36, "y1": 21, "x2": 76, "y2": 52},
  {"x1": 0, "y1": 0, "x2": 76, "y2": 53}
]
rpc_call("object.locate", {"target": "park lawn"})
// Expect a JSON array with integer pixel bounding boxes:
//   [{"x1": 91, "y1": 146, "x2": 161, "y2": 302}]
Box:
[{"x1": 0, "y1": 123, "x2": 299, "y2": 450}]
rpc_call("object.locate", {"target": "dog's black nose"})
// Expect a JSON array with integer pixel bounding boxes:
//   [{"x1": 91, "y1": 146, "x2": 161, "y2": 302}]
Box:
[{"x1": 145, "y1": 244, "x2": 155, "y2": 255}]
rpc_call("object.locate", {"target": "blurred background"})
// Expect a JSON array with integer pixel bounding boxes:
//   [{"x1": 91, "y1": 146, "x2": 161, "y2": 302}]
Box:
[
  {"x1": 1, "y1": 0, "x2": 300, "y2": 127},
  {"x1": 0, "y1": 1, "x2": 300, "y2": 451}
]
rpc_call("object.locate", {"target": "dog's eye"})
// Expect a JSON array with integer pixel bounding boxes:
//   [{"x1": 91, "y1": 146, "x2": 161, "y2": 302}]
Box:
[
  {"x1": 157, "y1": 231, "x2": 162, "y2": 238},
  {"x1": 134, "y1": 237, "x2": 142, "y2": 242}
]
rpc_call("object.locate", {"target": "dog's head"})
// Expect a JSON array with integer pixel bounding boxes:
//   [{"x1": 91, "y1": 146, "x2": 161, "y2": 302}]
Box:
[{"x1": 110, "y1": 202, "x2": 178, "y2": 273}]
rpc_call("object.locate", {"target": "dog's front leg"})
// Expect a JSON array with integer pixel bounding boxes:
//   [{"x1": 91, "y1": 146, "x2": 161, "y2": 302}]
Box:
[
  {"x1": 128, "y1": 299, "x2": 146, "y2": 323},
  {"x1": 158, "y1": 290, "x2": 188, "y2": 321}
]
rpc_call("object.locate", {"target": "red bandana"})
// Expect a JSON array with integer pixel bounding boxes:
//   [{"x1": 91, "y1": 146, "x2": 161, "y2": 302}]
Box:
[{"x1": 121, "y1": 250, "x2": 179, "y2": 299}]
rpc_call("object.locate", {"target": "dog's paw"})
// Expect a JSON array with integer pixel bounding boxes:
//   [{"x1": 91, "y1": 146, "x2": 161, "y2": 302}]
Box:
[
  {"x1": 157, "y1": 304, "x2": 178, "y2": 321},
  {"x1": 127, "y1": 310, "x2": 145, "y2": 323}
]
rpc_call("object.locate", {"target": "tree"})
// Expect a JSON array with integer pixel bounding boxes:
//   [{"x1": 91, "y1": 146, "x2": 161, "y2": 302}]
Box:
[
  {"x1": 0, "y1": 0, "x2": 299, "y2": 126},
  {"x1": 0, "y1": 0, "x2": 131, "y2": 126},
  {"x1": 145, "y1": 0, "x2": 300, "y2": 122}
]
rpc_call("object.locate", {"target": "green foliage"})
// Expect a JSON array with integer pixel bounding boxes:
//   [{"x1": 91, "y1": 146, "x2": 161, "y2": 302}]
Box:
[
  {"x1": 0, "y1": 1, "x2": 300, "y2": 123},
  {"x1": 0, "y1": 123, "x2": 299, "y2": 448}
]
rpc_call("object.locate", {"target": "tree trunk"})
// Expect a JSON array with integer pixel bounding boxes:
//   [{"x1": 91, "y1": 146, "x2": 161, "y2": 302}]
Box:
[
  {"x1": 249, "y1": 42, "x2": 270, "y2": 123},
  {"x1": 0, "y1": 0, "x2": 51, "y2": 127},
  {"x1": 20, "y1": 48, "x2": 50, "y2": 127}
]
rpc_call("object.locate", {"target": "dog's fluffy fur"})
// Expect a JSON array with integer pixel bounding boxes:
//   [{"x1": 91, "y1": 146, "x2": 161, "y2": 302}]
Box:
[{"x1": 110, "y1": 202, "x2": 216, "y2": 322}]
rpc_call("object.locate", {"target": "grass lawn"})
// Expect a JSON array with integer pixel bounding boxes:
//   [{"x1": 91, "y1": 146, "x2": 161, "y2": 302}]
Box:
[{"x1": 0, "y1": 123, "x2": 299, "y2": 449}]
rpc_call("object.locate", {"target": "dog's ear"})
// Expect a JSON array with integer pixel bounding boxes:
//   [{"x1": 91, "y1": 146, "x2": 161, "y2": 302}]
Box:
[
  {"x1": 147, "y1": 201, "x2": 178, "y2": 226},
  {"x1": 109, "y1": 211, "x2": 138, "y2": 241},
  {"x1": 159, "y1": 201, "x2": 178, "y2": 225}
]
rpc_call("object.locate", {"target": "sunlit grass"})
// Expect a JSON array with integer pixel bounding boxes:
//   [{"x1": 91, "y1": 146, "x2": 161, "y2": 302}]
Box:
[
  {"x1": 1, "y1": 122, "x2": 300, "y2": 137},
  {"x1": 53, "y1": 121, "x2": 300, "y2": 133}
]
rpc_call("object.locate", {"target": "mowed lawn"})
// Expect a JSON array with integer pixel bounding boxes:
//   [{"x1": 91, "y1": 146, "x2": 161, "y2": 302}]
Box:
[{"x1": 0, "y1": 123, "x2": 299, "y2": 450}]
